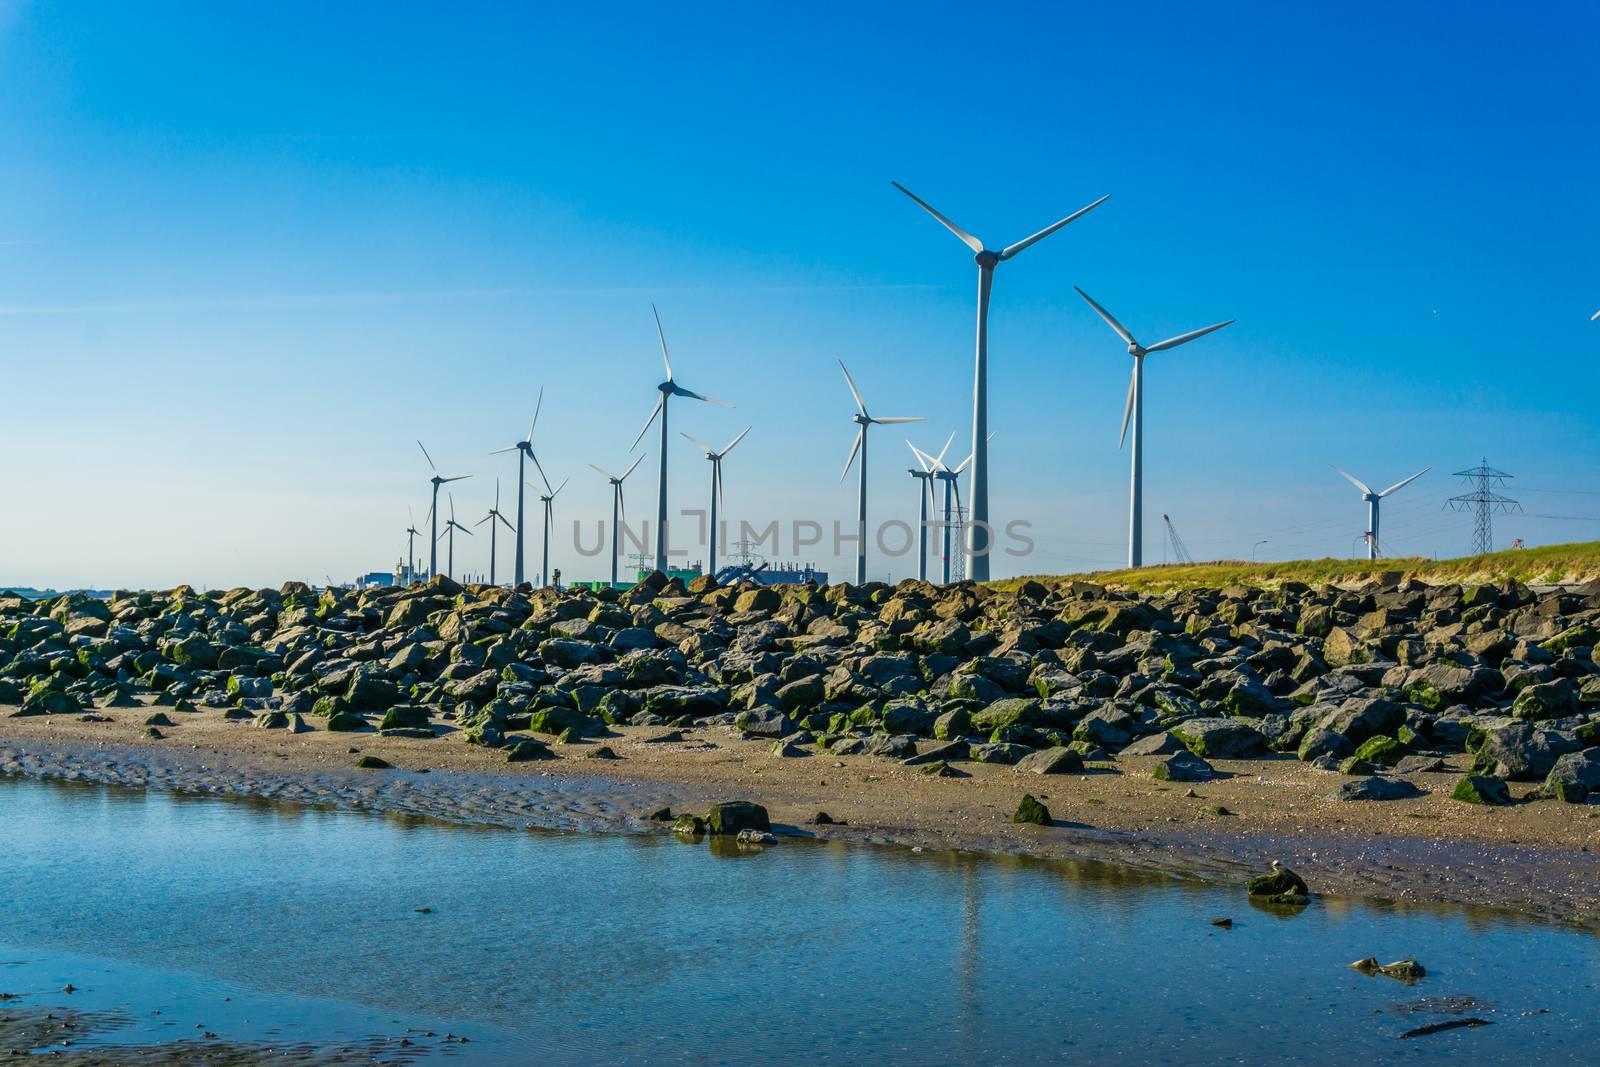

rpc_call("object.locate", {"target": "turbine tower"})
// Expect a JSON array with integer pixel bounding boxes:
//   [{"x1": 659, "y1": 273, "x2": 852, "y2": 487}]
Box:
[
  {"x1": 893, "y1": 181, "x2": 1109, "y2": 580},
  {"x1": 914, "y1": 440, "x2": 976, "y2": 585},
  {"x1": 404, "y1": 508, "x2": 421, "y2": 584},
  {"x1": 839, "y1": 360, "x2": 923, "y2": 585},
  {"x1": 682, "y1": 426, "x2": 751, "y2": 579},
  {"x1": 589, "y1": 454, "x2": 646, "y2": 587},
  {"x1": 906, "y1": 434, "x2": 953, "y2": 583},
  {"x1": 1333, "y1": 466, "x2": 1430, "y2": 560},
  {"x1": 534, "y1": 474, "x2": 570, "y2": 587},
  {"x1": 438, "y1": 493, "x2": 472, "y2": 581},
  {"x1": 1075, "y1": 287, "x2": 1233, "y2": 568},
  {"x1": 630, "y1": 306, "x2": 731, "y2": 574},
  {"x1": 474, "y1": 479, "x2": 516, "y2": 586},
  {"x1": 490, "y1": 388, "x2": 547, "y2": 587},
  {"x1": 418, "y1": 441, "x2": 470, "y2": 582}
]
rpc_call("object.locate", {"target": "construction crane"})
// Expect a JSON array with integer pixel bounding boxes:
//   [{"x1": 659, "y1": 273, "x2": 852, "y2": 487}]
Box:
[{"x1": 1162, "y1": 514, "x2": 1194, "y2": 566}]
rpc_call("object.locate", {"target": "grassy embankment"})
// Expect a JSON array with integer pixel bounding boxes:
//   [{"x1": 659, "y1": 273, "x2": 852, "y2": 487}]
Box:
[{"x1": 994, "y1": 541, "x2": 1600, "y2": 594}]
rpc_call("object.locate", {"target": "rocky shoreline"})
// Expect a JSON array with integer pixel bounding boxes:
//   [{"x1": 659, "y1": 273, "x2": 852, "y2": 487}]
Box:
[{"x1": 6, "y1": 573, "x2": 1600, "y2": 922}]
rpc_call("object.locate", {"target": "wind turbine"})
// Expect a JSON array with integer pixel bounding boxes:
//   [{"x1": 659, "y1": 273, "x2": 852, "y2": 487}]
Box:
[
  {"x1": 682, "y1": 426, "x2": 751, "y2": 579},
  {"x1": 589, "y1": 454, "x2": 647, "y2": 587},
  {"x1": 914, "y1": 441, "x2": 977, "y2": 585},
  {"x1": 1075, "y1": 287, "x2": 1234, "y2": 569},
  {"x1": 404, "y1": 507, "x2": 421, "y2": 584},
  {"x1": 630, "y1": 305, "x2": 732, "y2": 574},
  {"x1": 906, "y1": 434, "x2": 953, "y2": 583},
  {"x1": 418, "y1": 441, "x2": 471, "y2": 581},
  {"x1": 839, "y1": 360, "x2": 923, "y2": 585},
  {"x1": 1332, "y1": 466, "x2": 1430, "y2": 560},
  {"x1": 438, "y1": 493, "x2": 473, "y2": 581},
  {"x1": 474, "y1": 479, "x2": 516, "y2": 586},
  {"x1": 490, "y1": 388, "x2": 547, "y2": 587},
  {"x1": 893, "y1": 181, "x2": 1109, "y2": 580},
  {"x1": 533, "y1": 473, "x2": 570, "y2": 588}
]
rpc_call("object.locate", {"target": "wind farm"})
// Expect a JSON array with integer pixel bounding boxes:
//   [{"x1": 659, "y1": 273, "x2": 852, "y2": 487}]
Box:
[{"x1": 6, "y1": 6, "x2": 1600, "y2": 1065}]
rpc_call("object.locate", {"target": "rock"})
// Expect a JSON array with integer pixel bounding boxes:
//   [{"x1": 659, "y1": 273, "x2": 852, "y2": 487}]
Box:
[
  {"x1": 811, "y1": 811, "x2": 836, "y2": 824},
  {"x1": 1012, "y1": 793, "x2": 1051, "y2": 825},
  {"x1": 378, "y1": 704, "x2": 431, "y2": 731},
  {"x1": 253, "y1": 711, "x2": 289, "y2": 729},
  {"x1": 1450, "y1": 774, "x2": 1512, "y2": 805},
  {"x1": 1170, "y1": 718, "x2": 1269, "y2": 759},
  {"x1": 1541, "y1": 748, "x2": 1600, "y2": 802},
  {"x1": 1015, "y1": 747, "x2": 1085, "y2": 775},
  {"x1": 673, "y1": 814, "x2": 705, "y2": 834},
  {"x1": 1119, "y1": 732, "x2": 1185, "y2": 757},
  {"x1": 1296, "y1": 727, "x2": 1354, "y2": 763},
  {"x1": 1247, "y1": 867, "x2": 1309, "y2": 897},
  {"x1": 735, "y1": 829, "x2": 777, "y2": 845},
  {"x1": 919, "y1": 760, "x2": 956, "y2": 777},
  {"x1": 860, "y1": 733, "x2": 918, "y2": 759},
  {"x1": 705, "y1": 801, "x2": 770, "y2": 835},
  {"x1": 735, "y1": 706, "x2": 793, "y2": 738},
  {"x1": 969, "y1": 742, "x2": 1032, "y2": 765},
  {"x1": 1328, "y1": 776, "x2": 1425, "y2": 801},
  {"x1": 1352, "y1": 734, "x2": 1407, "y2": 767},
  {"x1": 505, "y1": 738, "x2": 557, "y2": 762},
  {"x1": 325, "y1": 711, "x2": 367, "y2": 732},
  {"x1": 143, "y1": 712, "x2": 174, "y2": 727},
  {"x1": 355, "y1": 755, "x2": 392, "y2": 769},
  {"x1": 1392, "y1": 755, "x2": 1448, "y2": 774},
  {"x1": 1153, "y1": 750, "x2": 1218, "y2": 783}
]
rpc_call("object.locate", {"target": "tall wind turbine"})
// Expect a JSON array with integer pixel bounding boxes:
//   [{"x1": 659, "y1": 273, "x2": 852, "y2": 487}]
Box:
[
  {"x1": 418, "y1": 441, "x2": 470, "y2": 581},
  {"x1": 839, "y1": 360, "x2": 923, "y2": 585},
  {"x1": 438, "y1": 493, "x2": 472, "y2": 581},
  {"x1": 589, "y1": 454, "x2": 646, "y2": 587},
  {"x1": 906, "y1": 434, "x2": 953, "y2": 583},
  {"x1": 682, "y1": 426, "x2": 751, "y2": 579},
  {"x1": 491, "y1": 388, "x2": 547, "y2": 587},
  {"x1": 630, "y1": 306, "x2": 731, "y2": 574},
  {"x1": 1075, "y1": 287, "x2": 1234, "y2": 569},
  {"x1": 535, "y1": 474, "x2": 570, "y2": 587},
  {"x1": 914, "y1": 441, "x2": 976, "y2": 585},
  {"x1": 893, "y1": 181, "x2": 1109, "y2": 580},
  {"x1": 1333, "y1": 466, "x2": 1430, "y2": 560},
  {"x1": 474, "y1": 479, "x2": 516, "y2": 586},
  {"x1": 404, "y1": 507, "x2": 421, "y2": 584}
]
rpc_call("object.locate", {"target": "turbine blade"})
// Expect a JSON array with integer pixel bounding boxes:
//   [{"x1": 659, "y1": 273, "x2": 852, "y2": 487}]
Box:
[
  {"x1": 1378, "y1": 467, "x2": 1430, "y2": 498},
  {"x1": 933, "y1": 431, "x2": 955, "y2": 469},
  {"x1": 527, "y1": 450, "x2": 549, "y2": 493},
  {"x1": 670, "y1": 383, "x2": 732, "y2": 407},
  {"x1": 494, "y1": 478, "x2": 500, "y2": 510},
  {"x1": 871, "y1": 416, "x2": 925, "y2": 425},
  {"x1": 1331, "y1": 465, "x2": 1375, "y2": 497},
  {"x1": 417, "y1": 440, "x2": 438, "y2": 473},
  {"x1": 715, "y1": 461, "x2": 725, "y2": 514},
  {"x1": 1074, "y1": 286, "x2": 1136, "y2": 346},
  {"x1": 890, "y1": 181, "x2": 983, "y2": 254},
  {"x1": 1145, "y1": 319, "x2": 1234, "y2": 353},
  {"x1": 630, "y1": 396, "x2": 664, "y2": 451},
  {"x1": 617, "y1": 484, "x2": 626, "y2": 524},
  {"x1": 474, "y1": 513, "x2": 492, "y2": 527},
  {"x1": 907, "y1": 440, "x2": 932, "y2": 473},
  {"x1": 498, "y1": 513, "x2": 516, "y2": 533},
  {"x1": 490, "y1": 445, "x2": 520, "y2": 455},
  {"x1": 588, "y1": 462, "x2": 618, "y2": 481},
  {"x1": 721, "y1": 425, "x2": 751, "y2": 456},
  {"x1": 528, "y1": 385, "x2": 544, "y2": 440},
  {"x1": 442, "y1": 474, "x2": 472, "y2": 484},
  {"x1": 621, "y1": 453, "x2": 646, "y2": 480},
  {"x1": 1118, "y1": 366, "x2": 1136, "y2": 449},
  {"x1": 953, "y1": 451, "x2": 975, "y2": 475},
  {"x1": 680, "y1": 431, "x2": 715, "y2": 456},
  {"x1": 838, "y1": 359, "x2": 868, "y2": 417},
  {"x1": 459, "y1": 524, "x2": 473, "y2": 536},
  {"x1": 552, "y1": 476, "x2": 569, "y2": 498},
  {"x1": 840, "y1": 427, "x2": 863, "y2": 482},
  {"x1": 652, "y1": 304, "x2": 674, "y2": 381},
  {"x1": 999, "y1": 194, "x2": 1111, "y2": 260}
]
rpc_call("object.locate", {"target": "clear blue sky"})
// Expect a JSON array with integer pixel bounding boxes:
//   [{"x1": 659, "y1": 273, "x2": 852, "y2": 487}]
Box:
[{"x1": 3, "y1": 0, "x2": 1598, "y2": 589}]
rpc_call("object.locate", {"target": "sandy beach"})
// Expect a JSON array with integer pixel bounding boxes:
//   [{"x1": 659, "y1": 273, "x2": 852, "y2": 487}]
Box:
[{"x1": 5, "y1": 705, "x2": 1598, "y2": 926}]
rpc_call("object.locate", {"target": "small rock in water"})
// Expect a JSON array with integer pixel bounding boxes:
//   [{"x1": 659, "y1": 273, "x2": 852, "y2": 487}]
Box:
[
  {"x1": 415, "y1": 906, "x2": 433, "y2": 914},
  {"x1": 1246, "y1": 866, "x2": 1310, "y2": 904},
  {"x1": 1398, "y1": 1018, "x2": 1492, "y2": 1039},
  {"x1": 736, "y1": 829, "x2": 777, "y2": 845},
  {"x1": 646, "y1": 807, "x2": 673, "y2": 822},
  {"x1": 1209, "y1": 917, "x2": 1233, "y2": 928}
]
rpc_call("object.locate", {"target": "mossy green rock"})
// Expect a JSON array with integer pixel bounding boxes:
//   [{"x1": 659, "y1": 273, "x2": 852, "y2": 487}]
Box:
[
  {"x1": 932, "y1": 708, "x2": 972, "y2": 740},
  {"x1": 1012, "y1": 793, "x2": 1051, "y2": 825},
  {"x1": 705, "y1": 801, "x2": 770, "y2": 835},
  {"x1": 1246, "y1": 867, "x2": 1309, "y2": 897},
  {"x1": 355, "y1": 755, "x2": 391, "y2": 769},
  {"x1": 378, "y1": 704, "x2": 431, "y2": 731},
  {"x1": 505, "y1": 738, "x2": 556, "y2": 762},
  {"x1": 1352, "y1": 734, "x2": 1406, "y2": 767},
  {"x1": 1451, "y1": 774, "x2": 1512, "y2": 805},
  {"x1": 325, "y1": 711, "x2": 367, "y2": 732},
  {"x1": 527, "y1": 705, "x2": 586, "y2": 736}
]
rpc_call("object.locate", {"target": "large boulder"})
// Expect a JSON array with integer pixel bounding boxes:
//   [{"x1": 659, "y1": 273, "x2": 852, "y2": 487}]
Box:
[
  {"x1": 1170, "y1": 718, "x2": 1268, "y2": 760},
  {"x1": 706, "y1": 801, "x2": 770, "y2": 835},
  {"x1": 1015, "y1": 747, "x2": 1084, "y2": 775},
  {"x1": 1154, "y1": 750, "x2": 1218, "y2": 782}
]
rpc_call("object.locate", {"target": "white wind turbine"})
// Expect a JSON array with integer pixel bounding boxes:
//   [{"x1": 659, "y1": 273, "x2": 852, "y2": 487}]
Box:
[
  {"x1": 532, "y1": 473, "x2": 570, "y2": 587},
  {"x1": 438, "y1": 493, "x2": 472, "y2": 581},
  {"x1": 630, "y1": 305, "x2": 732, "y2": 574},
  {"x1": 1075, "y1": 287, "x2": 1233, "y2": 569},
  {"x1": 839, "y1": 360, "x2": 923, "y2": 585},
  {"x1": 404, "y1": 507, "x2": 421, "y2": 584},
  {"x1": 893, "y1": 181, "x2": 1109, "y2": 580},
  {"x1": 1333, "y1": 466, "x2": 1430, "y2": 560},
  {"x1": 682, "y1": 426, "x2": 751, "y2": 579},
  {"x1": 906, "y1": 433, "x2": 954, "y2": 583},
  {"x1": 490, "y1": 388, "x2": 547, "y2": 587},
  {"x1": 418, "y1": 441, "x2": 471, "y2": 582},
  {"x1": 474, "y1": 478, "x2": 516, "y2": 586},
  {"x1": 589, "y1": 454, "x2": 647, "y2": 588},
  {"x1": 913, "y1": 439, "x2": 980, "y2": 585}
]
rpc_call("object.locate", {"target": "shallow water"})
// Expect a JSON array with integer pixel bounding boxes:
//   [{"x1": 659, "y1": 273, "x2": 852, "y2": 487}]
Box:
[{"x1": 1, "y1": 775, "x2": 1595, "y2": 1064}]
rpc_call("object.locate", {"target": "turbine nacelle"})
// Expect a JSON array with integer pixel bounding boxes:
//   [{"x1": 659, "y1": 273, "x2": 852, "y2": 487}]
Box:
[{"x1": 974, "y1": 250, "x2": 1000, "y2": 268}]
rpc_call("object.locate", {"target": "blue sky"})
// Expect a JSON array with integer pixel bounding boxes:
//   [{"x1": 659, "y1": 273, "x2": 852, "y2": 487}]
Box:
[{"x1": 2, "y1": 0, "x2": 1598, "y2": 589}]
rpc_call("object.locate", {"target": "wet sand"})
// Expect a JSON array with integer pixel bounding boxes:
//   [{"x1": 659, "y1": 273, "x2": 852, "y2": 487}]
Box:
[{"x1": 4, "y1": 706, "x2": 1599, "y2": 926}]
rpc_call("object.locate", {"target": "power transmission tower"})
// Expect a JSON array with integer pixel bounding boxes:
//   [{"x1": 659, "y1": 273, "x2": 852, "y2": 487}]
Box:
[
  {"x1": 1161, "y1": 514, "x2": 1194, "y2": 565},
  {"x1": 1446, "y1": 459, "x2": 1519, "y2": 556}
]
